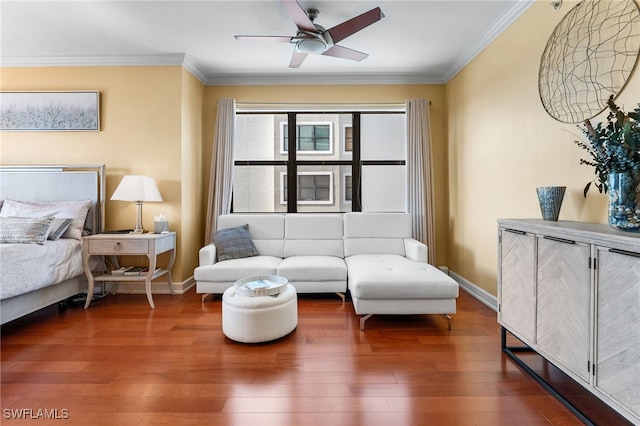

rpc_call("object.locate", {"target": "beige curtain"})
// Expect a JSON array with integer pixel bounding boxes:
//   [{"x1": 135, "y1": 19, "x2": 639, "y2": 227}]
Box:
[
  {"x1": 406, "y1": 98, "x2": 436, "y2": 264},
  {"x1": 204, "y1": 97, "x2": 236, "y2": 244}
]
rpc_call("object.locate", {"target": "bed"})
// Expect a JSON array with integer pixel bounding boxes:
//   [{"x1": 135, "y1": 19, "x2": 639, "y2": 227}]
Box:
[{"x1": 0, "y1": 165, "x2": 105, "y2": 324}]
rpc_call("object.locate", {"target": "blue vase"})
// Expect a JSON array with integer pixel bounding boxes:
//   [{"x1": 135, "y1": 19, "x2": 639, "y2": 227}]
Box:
[
  {"x1": 536, "y1": 186, "x2": 566, "y2": 221},
  {"x1": 608, "y1": 172, "x2": 640, "y2": 232}
]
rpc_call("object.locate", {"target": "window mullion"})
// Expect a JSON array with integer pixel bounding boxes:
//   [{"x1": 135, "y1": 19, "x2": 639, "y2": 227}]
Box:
[
  {"x1": 287, "y1": 113, "x2": 297, "y2": 213},
  {"x1": 352, "y1": 112, "x2": 362, "y2": 212}
]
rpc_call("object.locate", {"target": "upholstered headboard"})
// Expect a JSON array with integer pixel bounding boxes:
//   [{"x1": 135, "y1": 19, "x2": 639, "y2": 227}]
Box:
[{"x1": 0, "y1": 164, "x2": 105, "y2": 234}]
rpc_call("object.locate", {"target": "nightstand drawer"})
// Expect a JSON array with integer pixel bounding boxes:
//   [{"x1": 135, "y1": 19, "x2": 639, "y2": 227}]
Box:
[{"x1": 88, "y1": 239, "x2": 149, "y2": 254}]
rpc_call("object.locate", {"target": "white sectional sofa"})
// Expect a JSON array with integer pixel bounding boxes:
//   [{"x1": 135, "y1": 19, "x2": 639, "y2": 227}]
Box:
[{"x1": 195, "y1": 212, "x2": 459, "y2": 330}]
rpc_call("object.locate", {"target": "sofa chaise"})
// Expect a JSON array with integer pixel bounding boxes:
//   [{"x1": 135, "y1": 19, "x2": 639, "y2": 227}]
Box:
[{"x1": 194, "y1": 212, "x2": 459, "y2": 330}]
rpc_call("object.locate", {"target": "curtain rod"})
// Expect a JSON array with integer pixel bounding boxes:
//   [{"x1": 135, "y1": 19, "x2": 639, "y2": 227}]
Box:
[
  {"x1": 235, "y1": 100, "x2": 430, "y2": 106},
  {"x1": 235, "y1": 101, "x2": 430, "y2": 112}
]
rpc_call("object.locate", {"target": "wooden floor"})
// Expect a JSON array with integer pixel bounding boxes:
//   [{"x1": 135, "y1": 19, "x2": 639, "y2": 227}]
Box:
[{"x1": 0, "y1": 288, "x2": 594, "y2": 425}]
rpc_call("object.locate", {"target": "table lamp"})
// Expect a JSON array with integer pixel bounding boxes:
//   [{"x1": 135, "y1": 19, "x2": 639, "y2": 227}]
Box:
[{"x1": 110, "y1": 175, "x2": 163, "y2": 233}]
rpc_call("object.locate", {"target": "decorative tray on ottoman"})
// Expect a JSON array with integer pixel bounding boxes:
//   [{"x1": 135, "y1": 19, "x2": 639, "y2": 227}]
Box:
[{"x1": 234, "y1": 275, "x2": 288, "y2": 297}]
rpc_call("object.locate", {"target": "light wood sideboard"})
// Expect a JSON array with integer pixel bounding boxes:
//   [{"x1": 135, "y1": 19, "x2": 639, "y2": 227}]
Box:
[{"x1": 497, "y1": 219, "x2": 640, "y2": 425}]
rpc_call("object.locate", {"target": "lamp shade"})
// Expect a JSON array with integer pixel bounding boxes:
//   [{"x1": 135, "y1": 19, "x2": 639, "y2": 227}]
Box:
[{"x1": 111, "y1": 175, "x2": 163, "y2": 202}]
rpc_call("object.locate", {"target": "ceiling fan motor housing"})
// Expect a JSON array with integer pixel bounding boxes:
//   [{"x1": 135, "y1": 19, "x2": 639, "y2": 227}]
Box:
[{"x1": 294, "y1": 24, "x2": 333, "y2": 54}]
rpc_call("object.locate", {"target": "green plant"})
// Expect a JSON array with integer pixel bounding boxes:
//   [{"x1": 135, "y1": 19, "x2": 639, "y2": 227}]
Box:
[{"x1": 574, "y1": 95, "x2": 640, "y2": 196}]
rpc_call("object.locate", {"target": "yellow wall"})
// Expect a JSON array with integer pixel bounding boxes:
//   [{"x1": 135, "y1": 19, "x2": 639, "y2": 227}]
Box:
[
  {"x1": 0, "y1": 66, "x2": 205, "y2": 283},
  {"x1": 445, "y1": 1, "x2": 640, "y2": 295},
  {"x1": 204, "y1": 84, "x2": 449, "y2": 266}
]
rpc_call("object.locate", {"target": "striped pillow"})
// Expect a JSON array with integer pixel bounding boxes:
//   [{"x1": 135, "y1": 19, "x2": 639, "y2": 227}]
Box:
[{"x1": 0, "y1": 217, "x2": 54, "y2": 244}]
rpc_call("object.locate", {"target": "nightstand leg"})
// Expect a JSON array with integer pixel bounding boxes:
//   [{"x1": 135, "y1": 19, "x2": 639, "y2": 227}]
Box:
[
  {"x1": 145, "y1": 277, "x2": 155, "y2": 309},
  {"x1": 82, "y1": 248, "x2": 94, "y2": 309},
  {"x1": 84, "y1": 278, "x2": 94, "y2": 309},
  {"x1": 167, "y1": 247, "x2": 176, "y2": 295},
  {"x1": 146, "y1": 254, "x2": 157, "y2": 309}
]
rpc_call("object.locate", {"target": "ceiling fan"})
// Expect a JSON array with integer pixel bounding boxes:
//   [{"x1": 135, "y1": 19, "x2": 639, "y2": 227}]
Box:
[{"x1": 234, "y1": 0, "x2": 385, "y2": 68}]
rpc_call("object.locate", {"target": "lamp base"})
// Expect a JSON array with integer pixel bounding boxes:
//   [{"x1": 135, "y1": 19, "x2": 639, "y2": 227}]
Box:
[{"x1": 134, "y1": 201, "x2": 145, "y2": 233}]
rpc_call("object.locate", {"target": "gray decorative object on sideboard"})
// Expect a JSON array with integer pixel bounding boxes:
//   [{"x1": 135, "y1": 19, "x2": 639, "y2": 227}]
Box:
[
  {"x1": 497, "y1": 219, "x2": 640, "y2": 425},
  {"x1": 536, "y1": 186, "x2": 566, "y2": 221}
]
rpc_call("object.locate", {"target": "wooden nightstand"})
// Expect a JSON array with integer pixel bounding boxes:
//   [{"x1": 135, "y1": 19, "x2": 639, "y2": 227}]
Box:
[{"x1": 82, "y1": 232, "x2": 176, "y2": 309}]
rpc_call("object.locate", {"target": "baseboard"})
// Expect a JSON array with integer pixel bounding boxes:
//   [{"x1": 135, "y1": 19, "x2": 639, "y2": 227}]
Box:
[
  {"x1": 449, "y1": 271, "x2": 498, "y2": 312},
  {"x1": 109, "y1": 276, "x2": 195, "y2": 295}
]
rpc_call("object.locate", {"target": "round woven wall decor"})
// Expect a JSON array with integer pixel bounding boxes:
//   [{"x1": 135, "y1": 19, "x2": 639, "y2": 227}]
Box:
[{"x1": 539, "y1": 0, "x2": 640, "y2": 124}]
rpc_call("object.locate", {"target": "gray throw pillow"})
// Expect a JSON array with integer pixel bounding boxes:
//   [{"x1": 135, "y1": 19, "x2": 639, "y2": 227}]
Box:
[
  {"x1": 48, "y1": 218, "x2": 73, "y2": 240},
  {"x1": 214, "y1": 224, "x2": 259, "y2": 261}
]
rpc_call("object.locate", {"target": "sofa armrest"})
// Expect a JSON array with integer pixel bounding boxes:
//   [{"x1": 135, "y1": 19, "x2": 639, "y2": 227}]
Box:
[
  {"x1": 404, "y1": 238, "x2": 428, "y2": 263},
  {"x1": 199, "y1": 244, "x2": 218, "y2": 266}
]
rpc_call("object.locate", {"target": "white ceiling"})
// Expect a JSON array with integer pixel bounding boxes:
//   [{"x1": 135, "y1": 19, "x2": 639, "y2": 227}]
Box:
[{"x1": 0, "y1": 0, "x2": 534, "y2": 85}]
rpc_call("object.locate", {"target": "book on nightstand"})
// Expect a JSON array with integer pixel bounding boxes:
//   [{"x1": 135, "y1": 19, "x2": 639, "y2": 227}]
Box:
[
  {"x1": 123, "y1": 267, "x2": 147, "y2": 276},
  {"x1": 111, "y1": 266, "x2": 134, "y2": 275},
  {"x1": 123, "y1": 267, "x2": 160, "y2": 276}
]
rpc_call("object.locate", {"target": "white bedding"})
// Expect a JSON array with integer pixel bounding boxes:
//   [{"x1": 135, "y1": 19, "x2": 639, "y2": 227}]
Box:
[{"x1": 0, "y1": 239, "x2": 84, "y2": 300}]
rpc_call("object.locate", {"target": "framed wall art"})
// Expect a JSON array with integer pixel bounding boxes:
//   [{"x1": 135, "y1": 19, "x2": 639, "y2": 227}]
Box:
[{"x1": 0, "y1": 91, "x2": 100, "y2": 131}]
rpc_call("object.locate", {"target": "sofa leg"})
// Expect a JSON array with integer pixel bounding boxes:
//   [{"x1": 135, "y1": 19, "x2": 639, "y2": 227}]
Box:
[
  {"x1": 201, "y1": 293, "x2": 213, "y2": 303},
  {"x1": 336, "y1": 292, "x2": 345, "y2": 303},
  {"x1": 441, "y1": 314, "x2": 452, "y2": 330},
  {"x1": 360, "y1": 314, "x2": 373, "y2": 331}
]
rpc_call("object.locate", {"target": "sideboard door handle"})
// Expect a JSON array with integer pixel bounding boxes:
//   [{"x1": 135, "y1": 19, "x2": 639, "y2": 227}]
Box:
[
  {"x1": 504, "y1": 228, "x2": 526, "y2": 235},
  {"x1": 609, "y1": 248, "x2": 640, "y2": 258},
  {"x1": 543, "y1": 236, "x2": 575, "y2": 245}
]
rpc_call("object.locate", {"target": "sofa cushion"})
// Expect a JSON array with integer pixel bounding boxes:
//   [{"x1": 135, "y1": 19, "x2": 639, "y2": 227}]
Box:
[
  {"x1": 284, "y1": 240, "x2": 344, "y2": 258},
  {"x1": 217, "y1": 214, "x2": 285, "y2": 258},
  {"x1": 343, "y1": 212, "x2": 411, "y2": 238},
  {"x1": 285, "y1": 214, "x2": 344, "y2": 239},
  {"x1": 218, "y1": 214, "x2": 284, "y2": 239},
  {"x1": 194, "y1": 255, "x2": 282, "y2": 283},
  {"x1": 213, "y1": 224, "x2": 259, "y2": 261},
  {"x1": 284, "y1": 214, "x2": 344, "y2": 257},
  {"x1": 346, "y1": 254, "x2": 458, "y2": 299},
  {"x1": 278, "y1": 256, "x2": 347, "y2": 282},
  {"x1": 343, "y1": 212, "x2": 411, "y2": 256}
]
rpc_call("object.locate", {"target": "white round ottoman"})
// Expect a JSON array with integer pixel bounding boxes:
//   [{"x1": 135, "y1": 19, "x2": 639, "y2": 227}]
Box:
[{"x1": 222, "y1": 283, "x2": 298, "y2": 343}]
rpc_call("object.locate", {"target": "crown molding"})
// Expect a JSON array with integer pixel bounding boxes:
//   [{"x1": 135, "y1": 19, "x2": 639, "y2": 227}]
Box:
[
  {"x1": 205, "y1": 73, "x2": 444, "y2": 86},
  {"x1": 181, "y1": 55, "x2": 208, "y2": 84},
  {"x1": 0, "y1": 53, "x2": 208, "y2": 85},
  {"x1": 1, "y1": 53, "x2": 185, "y2": 67},
  {"x1": 442, "y1": 0, "x2": 535, "y2": 83}
]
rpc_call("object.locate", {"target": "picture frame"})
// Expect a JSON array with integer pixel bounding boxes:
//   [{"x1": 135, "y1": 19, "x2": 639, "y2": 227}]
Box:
[{"x1": 0, "y1": 91, "x2": 100, "y2": 131}]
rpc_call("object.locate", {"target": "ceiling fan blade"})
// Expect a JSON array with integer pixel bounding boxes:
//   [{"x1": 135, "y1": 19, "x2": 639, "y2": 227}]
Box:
[
  {"x1": 281, "y1": 0, "x2": 317, "y2": 32},
  {"x1": 289, "y1": 50, "x2": 308, "y2": 68},
  {"x1": 322, "y1": 45, "x2": 368, "y2": 62},
  {"x1": 234, "y1": 35, "x2": 293, "y2": 42},
  {"x1": 327, "y1": 7, "x2": 385, "y2": 44}
]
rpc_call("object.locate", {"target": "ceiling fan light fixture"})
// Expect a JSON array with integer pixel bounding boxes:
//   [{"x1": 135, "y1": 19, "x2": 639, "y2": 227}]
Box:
[{"x1": 296, "y1": 38, "x2": 327, "y2": 54}]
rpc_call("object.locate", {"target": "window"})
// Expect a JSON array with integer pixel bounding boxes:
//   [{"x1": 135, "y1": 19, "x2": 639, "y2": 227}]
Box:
[
  {"x1": 343, "y1": 173, "x2": 352, "y2": 203},
  {"x1": 281, "y1": 172, "x2": 333, "y2": 205},
  {"x1": 280, "y1": 122, "x2": 333, "y2": 154},
  {"x1": 234, "y1": 111, "x2": 406, "y2": 213},
  {"x1": 343, "y1": 125, "x2": 353, "y2": 153}
]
